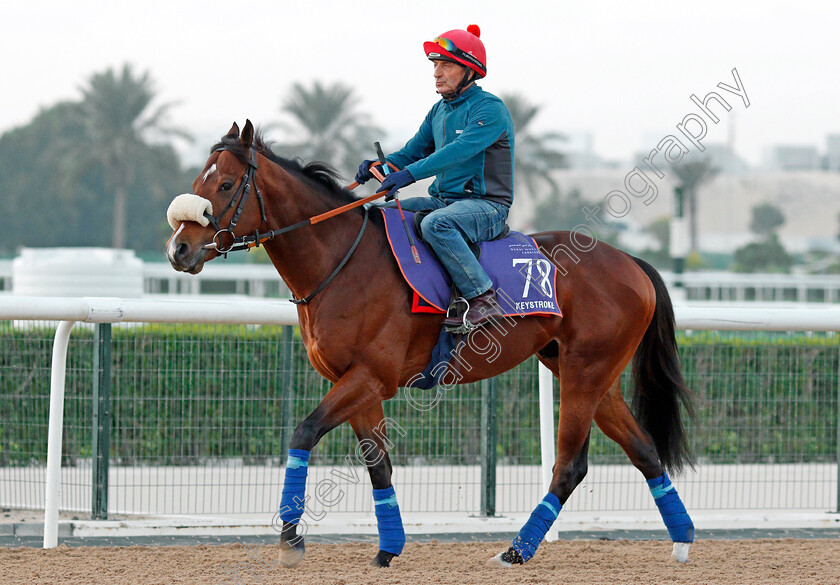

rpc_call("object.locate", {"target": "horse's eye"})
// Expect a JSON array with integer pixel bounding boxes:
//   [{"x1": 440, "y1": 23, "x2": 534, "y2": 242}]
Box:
[{"x1": 220, "y1": 181, "x2": 234, "y2": 192}]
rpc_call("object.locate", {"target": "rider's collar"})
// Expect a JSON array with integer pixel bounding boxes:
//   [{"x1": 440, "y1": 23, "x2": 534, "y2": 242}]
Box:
[{"x1": 443, "y1": 83, "x2": 480, "y2": 104}]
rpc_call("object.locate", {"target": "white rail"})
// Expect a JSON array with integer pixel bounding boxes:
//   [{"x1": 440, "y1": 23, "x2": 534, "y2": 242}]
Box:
[
  {"x1": 43, "y1": 321, "x2": 73, "y2": 548},
  {"x1": 0, "y1": 296, "x2": 298, "y2": 548},
  {"x1": 0, "y1": 296, "x2": 299, "y2": 324},
  {"x1": 8, "y1": 261, "x2": 840, "y2": 303},
  {"x1": 677, "y1": 304, "x2": 840, "y2": 331},
  {"x1": 2, "y1": 297, "x2": 840, "y2": 547}
]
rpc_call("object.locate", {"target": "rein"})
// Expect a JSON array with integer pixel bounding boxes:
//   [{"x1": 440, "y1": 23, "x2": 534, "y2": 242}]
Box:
[{"x1": 203, "y1": 146, "x2": 391, "y2": 304}]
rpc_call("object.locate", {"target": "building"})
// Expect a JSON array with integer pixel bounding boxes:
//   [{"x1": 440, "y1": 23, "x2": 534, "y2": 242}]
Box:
[
  {"x1": 766, "y1": 145, "x2": 820, "y2": 171},
  {"x1": 557, "y1": 131, "x2": 618, "y2": 170}
]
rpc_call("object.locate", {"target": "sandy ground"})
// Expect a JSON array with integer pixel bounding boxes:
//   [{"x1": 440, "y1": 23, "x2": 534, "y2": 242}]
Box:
[{"x1": 1, "y1": 539, "x2": 838, "y2": 585}]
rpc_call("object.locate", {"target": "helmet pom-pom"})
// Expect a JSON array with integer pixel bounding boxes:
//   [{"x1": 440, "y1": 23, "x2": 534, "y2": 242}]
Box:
[{"x1": 467, "y1": 24, "x2": 481, "y2": 38}]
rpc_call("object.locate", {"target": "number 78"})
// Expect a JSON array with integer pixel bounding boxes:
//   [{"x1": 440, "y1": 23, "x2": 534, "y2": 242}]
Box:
[{"x1": 512, "y1": 259, "x2": 553, "y2": 297}]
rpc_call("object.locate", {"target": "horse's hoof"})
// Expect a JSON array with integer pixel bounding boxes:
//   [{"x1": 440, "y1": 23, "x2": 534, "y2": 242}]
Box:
[
  {"x1": 278, "y1": 539, "x2": 305, "y2": 568},
  {"x1": 671, "y1": 542, "x2": 690, "y2": 563},
  {"x1": 488, "y1": 553, "x2": 512, "y2": 568},
  {"x1": 370, "y1": 550, "x2": 397, "y2": 567},
  {"x1": 487, "y1": 546, "x2": 524, "y2": 568}
]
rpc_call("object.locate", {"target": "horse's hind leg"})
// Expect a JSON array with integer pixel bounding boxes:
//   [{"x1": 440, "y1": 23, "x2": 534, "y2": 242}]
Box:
[
  {"x1": 490, "y1": 360, "x2": 608, "y2": 567},
  {"x1": 348, "y1": 402, "x2": 406, "y2": 568},
  {"x1": 594, "y1": 380, "x2": 694, "y2": 562}
]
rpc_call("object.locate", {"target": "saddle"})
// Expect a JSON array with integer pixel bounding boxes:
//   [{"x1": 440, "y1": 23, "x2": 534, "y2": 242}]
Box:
[{"x1": 381, "y1": 207, "x2": 561, "y2": 319}]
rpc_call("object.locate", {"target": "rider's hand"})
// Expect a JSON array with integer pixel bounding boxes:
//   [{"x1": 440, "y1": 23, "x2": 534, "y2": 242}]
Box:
[
  {"x1": 377, "y1": 169, "x2": 415, "y2": 202},
  {"x1": 355, "y1": 160, "x2": 380, "y2": 184}
]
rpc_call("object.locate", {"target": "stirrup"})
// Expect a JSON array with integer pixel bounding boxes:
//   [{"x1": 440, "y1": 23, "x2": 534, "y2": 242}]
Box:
[
  {"x1": 445, "y1": 297, "x2": 469, "y2": 321},
  {"x1": 444, "y1": 297, "x2": 478, "y2": 334}
]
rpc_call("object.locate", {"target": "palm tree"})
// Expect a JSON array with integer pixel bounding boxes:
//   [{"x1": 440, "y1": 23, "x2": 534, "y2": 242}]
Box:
[
  {"x1": 273, "y1": 81, "x2": 382, "y2": 177},
  {"x1": 672, "y1": 157, "x2": 719, "y2": 253},
  {"x1": 501, "y1": 93, "x2": 566, "y2": 205},
  {"x1": 78, "y1": 65, "x2": 190, "y2": 248}
]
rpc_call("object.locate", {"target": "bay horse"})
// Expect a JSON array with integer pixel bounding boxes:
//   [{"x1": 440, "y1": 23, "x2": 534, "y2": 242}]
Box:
[{"x1": 166, "y1": 121, "x2": 696, "y2": 568}]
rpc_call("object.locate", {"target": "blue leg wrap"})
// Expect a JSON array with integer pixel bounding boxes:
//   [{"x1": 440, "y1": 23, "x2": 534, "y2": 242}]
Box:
[
  {"x1": 373, "y1": 486, "x2": 406, "y2": 556},
  {"x1": 279, "y1": 449, "x2": 311, "y2": 524},
  {"x1": 647, "y1": 472, "x2": 694, "y2": 543},
  {"x1": 511, "y1": 493, "x2": 561, "y2": 563}
]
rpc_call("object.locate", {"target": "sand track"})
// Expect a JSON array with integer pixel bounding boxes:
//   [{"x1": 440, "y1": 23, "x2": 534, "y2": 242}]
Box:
[{"x1": 2, "y1": 539, "x2": 839, "y2": 585}]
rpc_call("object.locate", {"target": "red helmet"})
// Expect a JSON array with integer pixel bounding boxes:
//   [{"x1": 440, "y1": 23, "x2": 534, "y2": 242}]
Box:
[{"x1": 423, "y1": 24, "x2": 487, "y2": 78}]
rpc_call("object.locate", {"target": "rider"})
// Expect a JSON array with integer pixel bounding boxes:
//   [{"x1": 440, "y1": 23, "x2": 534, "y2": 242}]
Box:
[{"x1": 356, "y1": 24, "x2": 515, "y2": 329}]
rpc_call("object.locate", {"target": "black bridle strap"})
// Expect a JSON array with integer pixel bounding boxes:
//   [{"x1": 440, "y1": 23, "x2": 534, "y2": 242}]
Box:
[
  {"x1": 219, "y1": 217, "x2": 312, "y2": 253},
  {"x1": 219, "y1": 180, "x2": 390, "y2": 253},
  {"x1": 208, "y1": 148, "x2": 263, "y2": 233},
  {"x1": 290, "y1": 206, "x2": 370, "y2": 305},
  {"x1": 206, "y1": 151, "x2": 390, "y2": 254}
]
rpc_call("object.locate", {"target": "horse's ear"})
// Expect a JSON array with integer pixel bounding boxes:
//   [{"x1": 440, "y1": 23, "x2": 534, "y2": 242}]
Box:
[
  {"x1": 226, "y1": 122, "x2": 240, "y2": 138},
  {"x1": 241, "y1": 119, "x2": 255, "y2": 149}
]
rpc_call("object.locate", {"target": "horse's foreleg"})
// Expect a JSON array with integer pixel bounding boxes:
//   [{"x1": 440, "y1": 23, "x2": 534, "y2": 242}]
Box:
[
  {"x1": 491, "y1": 372, "x2": 602, "y2": 567},
  {"x1": 349, "y1": 402, "x2": 406, "y2": 568},
  {"x1": 277, "y1": 365, "x2": 386, "y2": 568},
  {"x1": 594, "y1": 381, "x2": 694, "y2": 562}
]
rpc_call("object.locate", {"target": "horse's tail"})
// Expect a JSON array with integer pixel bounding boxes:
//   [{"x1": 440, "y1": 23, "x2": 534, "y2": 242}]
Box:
[{"x1": 630, "y1": 256, "x2": 696, "y2": 474}]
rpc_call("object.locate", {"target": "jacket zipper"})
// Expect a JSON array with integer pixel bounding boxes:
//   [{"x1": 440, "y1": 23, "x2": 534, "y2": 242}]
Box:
[{"x1": 440, "y1": 106, "x2": 450, "y2": 186}]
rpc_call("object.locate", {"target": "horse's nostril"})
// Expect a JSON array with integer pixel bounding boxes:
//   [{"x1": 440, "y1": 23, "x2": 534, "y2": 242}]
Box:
[{"x1": 174, "y1": 242, "x2": 189, "y2": 260}]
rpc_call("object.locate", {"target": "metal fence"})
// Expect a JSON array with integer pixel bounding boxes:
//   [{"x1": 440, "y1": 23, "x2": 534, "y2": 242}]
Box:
[{"x1": 1, "y1": 316, "x2": 838, "y2": 519}]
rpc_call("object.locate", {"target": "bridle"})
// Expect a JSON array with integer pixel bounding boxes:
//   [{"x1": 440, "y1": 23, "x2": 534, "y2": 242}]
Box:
[
  {"x1": 200, "y1": 145, "x2": 382, "y2": 304},
  {"x1": 202, "y1": 146, "x2": 267, "y2": 254}
]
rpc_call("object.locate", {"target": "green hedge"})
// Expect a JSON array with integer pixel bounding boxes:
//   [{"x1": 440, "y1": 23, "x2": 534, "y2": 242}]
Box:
[{"x1": 0, "y1": 325, "x2": 837, "y2": 466}]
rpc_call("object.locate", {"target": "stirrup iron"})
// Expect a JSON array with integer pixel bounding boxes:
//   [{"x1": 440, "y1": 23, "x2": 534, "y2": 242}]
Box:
[{"x1": 445, "y1": 297, "x2": 477, "y2": 334}]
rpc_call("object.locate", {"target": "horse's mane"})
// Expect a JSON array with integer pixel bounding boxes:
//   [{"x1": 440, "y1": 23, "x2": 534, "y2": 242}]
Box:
[{"x1": 210, "y1": 131, "x2": 359, "y2": 206}]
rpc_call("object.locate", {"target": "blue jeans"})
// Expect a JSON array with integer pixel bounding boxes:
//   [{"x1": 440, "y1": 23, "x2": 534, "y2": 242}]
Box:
[{"x1": 383, "y1": 196, "x2": 509, "y2": 299}]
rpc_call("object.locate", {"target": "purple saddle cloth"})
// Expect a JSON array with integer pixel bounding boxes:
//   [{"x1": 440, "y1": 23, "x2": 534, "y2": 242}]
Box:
[{"x1": 380, "y1": 208, "x2": 562, "y2": 317}]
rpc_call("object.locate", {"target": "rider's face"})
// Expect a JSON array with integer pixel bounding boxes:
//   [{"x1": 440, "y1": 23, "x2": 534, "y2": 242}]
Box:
[{"x1": 433, "y1": 60, "x2": 469, "y2": 96}]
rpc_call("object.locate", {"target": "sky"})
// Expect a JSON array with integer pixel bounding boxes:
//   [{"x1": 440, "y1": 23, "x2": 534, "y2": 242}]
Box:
[{"x1": 2, "y1": 0, "x2": 838, "y2": 168}]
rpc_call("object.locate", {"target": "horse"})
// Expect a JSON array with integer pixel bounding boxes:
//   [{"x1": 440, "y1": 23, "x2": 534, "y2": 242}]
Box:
[{"x1": 166, "y1": 121, "x2": 696, "y2": 568}]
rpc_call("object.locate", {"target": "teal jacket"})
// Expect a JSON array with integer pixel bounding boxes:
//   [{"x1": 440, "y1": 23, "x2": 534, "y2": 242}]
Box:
[{"x1": 386, "y1": 85, "x2": 515, "y2": 207}]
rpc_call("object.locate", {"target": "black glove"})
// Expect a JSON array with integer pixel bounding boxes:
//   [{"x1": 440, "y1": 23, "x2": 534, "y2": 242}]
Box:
[
  {"x1": 377, "y1": 169, "x2": 415, "y2": 202},
  {"x1": 355, "y1": 159, "x2": 380, "y2": 184}
]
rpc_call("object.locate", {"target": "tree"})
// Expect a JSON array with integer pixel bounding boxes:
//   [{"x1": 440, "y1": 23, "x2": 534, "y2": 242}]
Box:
[
  {"x1": 78, "y1": 65, "x2": 190, "y2": 248},
  {"x1": 672, "y1": 157, "x2": 718, "y2": 253},
  {"x1": 273, "y1": 81, "x2": 382, "y2": 177},
  {"x1": 636, "y1": 216, "x2": 672, "y2": 268},
  {"x1": 646, "y1": 216, "x2": 671, "y2": 252},
  {"x1": 0, "y1": 102, "x2": 91, "y2": 254},
  {"x1": 531, "y1": 188, "x2": 592, "y2": 232},
  {"x1": 501, "y1": 93, "x2": 566, "y2": 212},
  {"x1": 0, "y1": 69, "x2": 193, "y2": 254},
  {"x1": 733, "y1": 203, "x2": 792, "y2": 272},
  {"x1": 733, "y1": 233, "x2": 793, "y2": 273},
  {"x1": 749, "y1": 203, "x2": 785, "y2": 237}
]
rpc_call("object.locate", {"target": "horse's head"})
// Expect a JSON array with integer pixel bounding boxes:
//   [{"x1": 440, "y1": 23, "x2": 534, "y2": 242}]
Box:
[{"x1": 166, "y1": 120, "x2": 265, "y2": 273}]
